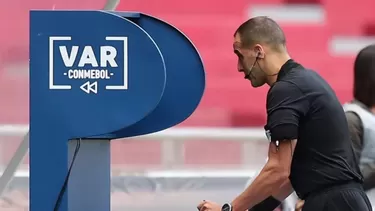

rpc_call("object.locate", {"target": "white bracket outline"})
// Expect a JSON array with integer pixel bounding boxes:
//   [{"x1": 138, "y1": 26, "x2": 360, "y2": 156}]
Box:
[
  {"x1": 48, "y1": 36, "x2": 128, "y2": 91},
  {"x1": 49, "y1": 36, "x2": 72, "y2": 90},
  {"x1": 105, "y1": 36, "x2": 128, "y2": 90}
]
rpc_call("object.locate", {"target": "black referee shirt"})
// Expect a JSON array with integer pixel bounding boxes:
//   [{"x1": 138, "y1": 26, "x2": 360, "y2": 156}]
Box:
[{"x1": 264, "y1": 59, "x2": 363, "y2": 199}]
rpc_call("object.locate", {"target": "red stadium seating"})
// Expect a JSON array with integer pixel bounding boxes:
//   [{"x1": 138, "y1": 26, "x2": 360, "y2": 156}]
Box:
[
  {"x1": 281, "y1": 23, "x2": 331, "y2": 54},
  {"x1": 321, "y1": 0, "x2": 375, "y2": 36},
  {"x1": 115, "y1": 0, "x2": 249, "y2": 15},
  {"x1": 0, "y1": 0, "x2": 108, "y2": 124},
  {"x1": 0, "y1": 0, "x2": 373, "y2": 167}
]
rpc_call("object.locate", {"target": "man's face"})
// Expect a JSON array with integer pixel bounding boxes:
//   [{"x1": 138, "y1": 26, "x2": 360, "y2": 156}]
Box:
[{"x1": 233, "y1": 34, "x2": 267, "y2": 87}]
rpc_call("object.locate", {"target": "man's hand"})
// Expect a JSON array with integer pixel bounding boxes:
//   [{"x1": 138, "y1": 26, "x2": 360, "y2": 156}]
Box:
[
  {"x1": 295, "y1": 199, "x2": 304, "y2": 211},
  {"x1": 197, "y1": 200, "x2": 221, "y2": 211}
]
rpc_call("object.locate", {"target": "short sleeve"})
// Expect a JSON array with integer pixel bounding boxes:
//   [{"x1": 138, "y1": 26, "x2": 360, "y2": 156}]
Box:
[{"x1": 265, "y1": 81, "x2": 309, "y2": 142}]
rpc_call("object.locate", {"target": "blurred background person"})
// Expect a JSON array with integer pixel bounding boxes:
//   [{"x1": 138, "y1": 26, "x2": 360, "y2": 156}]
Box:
[{"x1": 343, "y1": 44, "x2": 375, "y2": 205}]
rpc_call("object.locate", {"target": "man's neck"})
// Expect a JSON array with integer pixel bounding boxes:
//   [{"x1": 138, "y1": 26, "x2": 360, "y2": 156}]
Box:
[
  {"x1": 266, "y1": 75, "x2": 279, "y2": 86},
  {"x1": 266, "y1": 54, "x2": 291, "y2": 86}
]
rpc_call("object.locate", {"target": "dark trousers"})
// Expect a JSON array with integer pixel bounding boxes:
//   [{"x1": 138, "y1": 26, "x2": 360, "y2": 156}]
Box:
[{"x1": 302, "y1": 182, "x2": 372, "y2": 211}]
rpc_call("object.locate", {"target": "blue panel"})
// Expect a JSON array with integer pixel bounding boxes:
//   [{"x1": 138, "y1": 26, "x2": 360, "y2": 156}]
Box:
[
  {"x1": 29, "y1": 10, "x2": 205, "y2": 211},
  {"x1": 30, "y1": 10, "x2": 165, "y2": 211},
  {"x1": 108, "y1": 12, "x2": 206, "y2": 137}
]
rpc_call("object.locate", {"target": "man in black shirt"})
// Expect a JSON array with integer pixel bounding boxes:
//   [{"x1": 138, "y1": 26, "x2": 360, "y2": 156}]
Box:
[{"x1": 197, "y1": 16, "x2": 372, "y2": 211}]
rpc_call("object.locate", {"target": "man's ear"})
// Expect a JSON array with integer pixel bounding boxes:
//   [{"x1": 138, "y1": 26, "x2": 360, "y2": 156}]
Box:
[{"x1": 254, "y1": 44, "x2": 265, "y2": 58}]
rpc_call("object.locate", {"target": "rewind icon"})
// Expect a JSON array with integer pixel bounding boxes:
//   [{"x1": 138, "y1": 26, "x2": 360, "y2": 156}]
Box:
[{"x1": 80, "y1": 81, "x2": 98, "y2": 94}]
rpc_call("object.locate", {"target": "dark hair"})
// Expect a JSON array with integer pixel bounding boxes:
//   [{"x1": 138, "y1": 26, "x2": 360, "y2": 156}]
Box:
[
  {"x1": 234, "y1": 16, "x2": 286, "y2": 51},
  {"x1": 353, "y1": 44, "x2": 375, "y2": 108}
]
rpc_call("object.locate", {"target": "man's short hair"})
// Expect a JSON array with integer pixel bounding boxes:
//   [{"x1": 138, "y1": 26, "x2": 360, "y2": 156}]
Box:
[
  {"x1": 353, "y1": 44, "x2": 375, "y2": 108},
  {"x1": 235, "y1": 16, "x2": 286, "y2": 51}
]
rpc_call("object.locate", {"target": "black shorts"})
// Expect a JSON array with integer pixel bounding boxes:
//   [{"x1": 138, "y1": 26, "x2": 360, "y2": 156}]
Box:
[{"x1": 302, "y1": 182, "x2": 372, "y2": 211}]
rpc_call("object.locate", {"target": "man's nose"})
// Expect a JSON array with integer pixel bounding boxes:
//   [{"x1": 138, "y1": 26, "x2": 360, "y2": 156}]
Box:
[{"x1": 237, "y1": 62, "x2": 243, "y2": 72}]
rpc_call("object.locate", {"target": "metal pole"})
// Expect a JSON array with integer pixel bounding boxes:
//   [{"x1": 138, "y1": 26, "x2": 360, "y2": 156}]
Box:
[
  {"x1": 0, "y1": 132, "x2": 29, "y2": 197},
  {"x1": 103, "y1": 0, "x2": 120, "y2": 10}
]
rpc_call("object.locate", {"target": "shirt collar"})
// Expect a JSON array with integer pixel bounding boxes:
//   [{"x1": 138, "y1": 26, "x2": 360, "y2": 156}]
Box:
[{"x1": 276, "y1": 59, "x2": 303, "y2": 81}]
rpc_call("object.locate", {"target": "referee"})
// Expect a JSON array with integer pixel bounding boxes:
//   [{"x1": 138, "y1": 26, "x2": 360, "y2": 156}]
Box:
[{"x1": 197, "y1": 16, "x2": 372, "y2": 211}]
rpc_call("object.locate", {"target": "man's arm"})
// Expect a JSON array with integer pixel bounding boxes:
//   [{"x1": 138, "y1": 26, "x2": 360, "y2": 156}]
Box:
[
  {"x1": 273, "y1": 178, "x2": 294, "y2": 201},
  {"x1": 232, "y1": 81, "x2": 308, "y2": 211},
  {"x1": 232, "y1": 139, "x2": 295, "y2": 211}
]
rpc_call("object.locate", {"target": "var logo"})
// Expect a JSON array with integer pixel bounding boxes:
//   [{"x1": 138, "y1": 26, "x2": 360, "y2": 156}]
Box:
[{"x1": 48, "y1": 36, "x2": 128, "y2": 94}]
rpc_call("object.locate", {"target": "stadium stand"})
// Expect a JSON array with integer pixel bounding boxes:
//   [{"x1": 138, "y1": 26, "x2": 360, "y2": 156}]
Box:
[
  {"x1": 2, "y1": 1, "x2": 375, "y2": 210},
  {"x1": 1, "y1": 0, "x2": 375, "y2": 168}
]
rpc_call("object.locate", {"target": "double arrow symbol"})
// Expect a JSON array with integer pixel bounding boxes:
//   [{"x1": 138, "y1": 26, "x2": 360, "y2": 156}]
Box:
[{"x1": 80, "y1": 81, "x2": 98, "y2": 94}]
